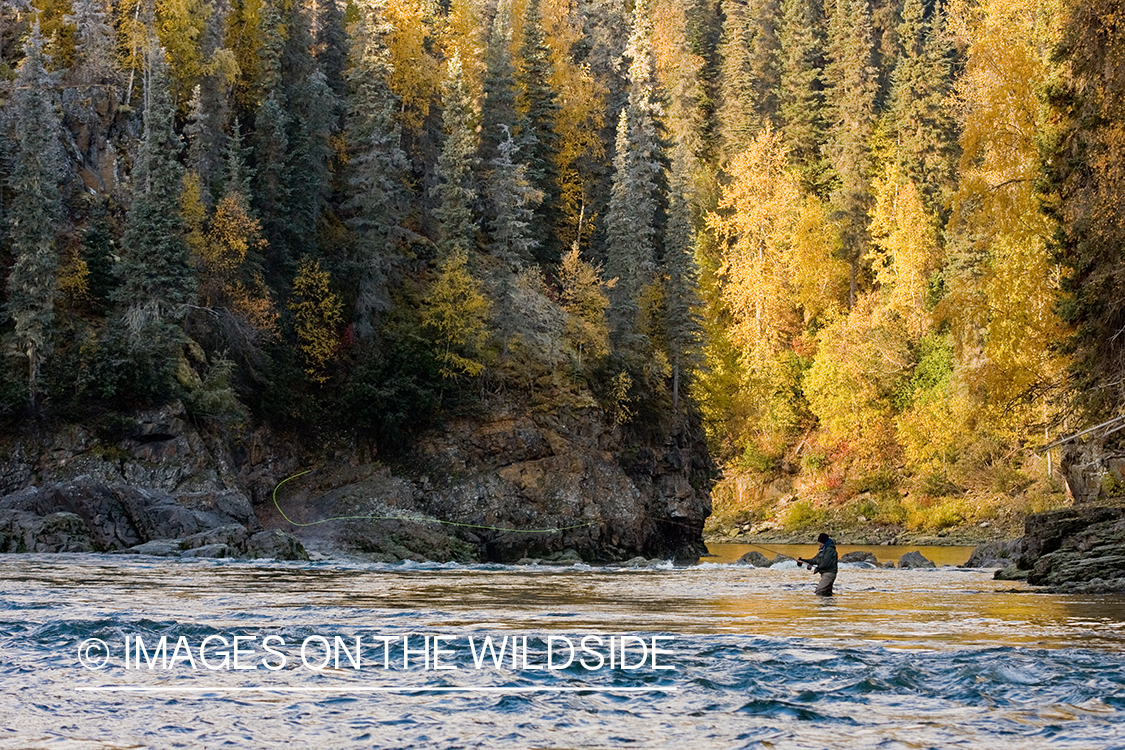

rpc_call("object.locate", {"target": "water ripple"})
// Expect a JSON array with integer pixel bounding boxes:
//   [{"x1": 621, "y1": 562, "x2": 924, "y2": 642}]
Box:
[{"x1": 1, "y1": 553, "x2": 1124, "y2": 748}]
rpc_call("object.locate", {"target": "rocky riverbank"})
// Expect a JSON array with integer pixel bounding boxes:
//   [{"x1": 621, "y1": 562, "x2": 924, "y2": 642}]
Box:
[
  {"x1": 0, "y1": 399, "x2": 713, "y2": 563},
  {"x1": 993, "y1": 505, "x2": 1125, "y2": 592}
]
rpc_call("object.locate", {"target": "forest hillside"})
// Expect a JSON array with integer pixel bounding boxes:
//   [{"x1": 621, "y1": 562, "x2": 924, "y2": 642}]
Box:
[{"x1": 0, "y1": 0, "x2": 1121, "y2": 544}]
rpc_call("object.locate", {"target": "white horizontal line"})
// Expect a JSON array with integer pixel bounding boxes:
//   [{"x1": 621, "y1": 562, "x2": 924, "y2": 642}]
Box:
[{"x1": 76, "y1": 686, "x2": 678, "y2": 694}]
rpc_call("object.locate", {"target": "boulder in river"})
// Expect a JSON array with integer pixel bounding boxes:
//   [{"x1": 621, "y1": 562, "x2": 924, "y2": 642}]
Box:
[
  {"x1": 964, "y1": 539, "x2": 1021, "y2": 568},
  {"x1": 898, "y1": 550, "x2": 936, "y2": 569},
  {"x1": 737, "y1": 551, "x2": 770, "y2": 566},
  {"x1": 840, "y1": 551, "x2": 878, "y2": 564}
]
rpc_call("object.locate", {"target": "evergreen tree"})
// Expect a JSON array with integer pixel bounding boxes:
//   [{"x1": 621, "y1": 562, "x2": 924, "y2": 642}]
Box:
[
  {"x1": 285, "y1": 68, "x2": 335, "y2": 259},
  {"x1": 605, "y1": 109, "x2": 657, "y2": 342},
  {"x1": 433, "y1": 52, "x2": 478, "y2": 259},
  {"x1": 65, "y1": 0, "x2": 119, "y2": 85},
  {"x1": 345, "y1": 0, "x2": 408, "y2": 337},
  {"x1": 749, "y1": 0, "x2": 783, "y2": 130},
  {"x1": 110, "y1": 47, "x2": 196, "y2": 401},
  {"x1": 717, "y1": 0, "x2": 756, "y2": 160},
  {"x1": 81, "y1": 205, "x2": 117, "y2": 314},
  {"x1": 115, "y1": 47, "x2": 195, "y2": 316},
  {"x1": 663, "y1": 144, "x2": 704, "y2": 410},
  {"x1": 515, "y1": 0, "x2": 563, "y2": 265},
  {"x1": 888, "y1": 0, "x2": 957, "y2": 216},
  {"x1": 480, "y1": 0, "x2": 518, "y2": 165},
  {"x1": 1046, "y1": 0, "x2": 1125, "y2": 417},
  {"x1": 487, "y1": 128, "x2": 542, "y2": 270},
  {"x1": 316, "y1": 0, "x2": 350, "y2": 105},
  {"x1": 4, "y1": 27, "x2": 63, "y2": 407},
  {"x1": 779, "y1": 0, "x2": 829, "y2": 193},
  {"x1": 252, "y1": 91, "x2": 291, "y2": 270},
  {"x1": 825, "y1": 0, "x2": 878, "y2": 305},
  {"x1": 604, "y1": 0, "x2": 663, "y2": 344}
]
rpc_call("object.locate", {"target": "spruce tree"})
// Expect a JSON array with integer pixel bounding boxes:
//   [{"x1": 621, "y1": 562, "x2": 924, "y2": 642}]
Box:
[
  {"x1": 433, "y1": 52, "x2": 479, "y2": 259},
  {"x1": 65, "y1": 0, "x2": 119, "y2": 85},
  {"x1": 1046, "y1": 0, "x2": 1125, "y2": 417},
  {"x1": 345, "y1": 0, "x2": 408, "y2": 337},
  {"x1": 605, "y1": 109, "x2": 656, "y2": 343},
  {"x1": 825, "y1": 0, "x2": 878, "y2": 305},
  {"x1": 252, "y1": 91, "x2": 291, "y2": 270},
  {"x1": 110, "y1": 47, "x2": 196, "y2": 401},
  {"x1": 515, "y1": 0, "x2": 562, "y2": 265},
  {"x1": 480, "y1": 0, "x2": 518, "y2": 165},
  {"x1": 4, "y1": 27, "x2": 63, "y2": 407},
  {"x1": 604, "y1": 0, "x2": 664, "y2": 345},
  {"x1": 488, "y1": 128, "x2": 542, "y2": 270},
  {"x1": 749, "y1": 0, "x2": 783, "y2": 130},
  {"x1": 717, "y1": 0, "x2": 756, "y2": 160},
  {"x1": 316, "y1": 0, "x2": 349, "y2": 104},
  {"x1": 779, "y1": 0, "x2": 829, "y2": 193},
  {"x1": 115, "y1": 47, "x2": 195, "y2": 317},
  {"x1": 662, "y1": 144, "x2": 704, "y2": 410},
  {"x1": 889, "y1": 0, "x2": 957, "y2": 216}
]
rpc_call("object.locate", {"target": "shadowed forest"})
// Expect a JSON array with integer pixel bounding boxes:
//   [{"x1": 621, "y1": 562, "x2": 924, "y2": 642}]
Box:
[{"x1": 0, "y1": 0, "x2": 1121, "y2": 536}]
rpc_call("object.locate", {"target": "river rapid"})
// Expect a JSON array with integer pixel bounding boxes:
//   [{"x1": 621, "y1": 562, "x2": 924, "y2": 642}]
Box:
[{"x1": 2, "y1": 545, "x2": 1124, "y2": 749}]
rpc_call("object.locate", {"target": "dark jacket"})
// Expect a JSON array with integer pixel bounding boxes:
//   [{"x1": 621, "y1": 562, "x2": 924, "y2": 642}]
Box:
[{"x1": 810, "y1": 538, "x2": 838, "y2": 573}]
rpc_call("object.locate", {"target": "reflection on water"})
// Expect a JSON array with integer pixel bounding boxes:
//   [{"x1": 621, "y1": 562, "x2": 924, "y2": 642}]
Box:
[
  {"x1": 706, "y1": 542, "x2": 977, "y2": 566},
  {"x1": 1, "y1": 552, "x2": 1124, "y2": 749}
]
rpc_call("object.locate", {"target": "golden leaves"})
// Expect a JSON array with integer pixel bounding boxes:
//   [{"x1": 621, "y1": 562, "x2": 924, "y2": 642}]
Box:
[{"x1": 289, "y1": 257, "x2": 344, "y2": 384}]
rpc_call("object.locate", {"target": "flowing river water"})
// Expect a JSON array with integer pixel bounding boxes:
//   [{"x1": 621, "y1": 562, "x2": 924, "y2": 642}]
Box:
[{"x1": 2, "y1": 544, "x2": 1124, "y2": 749}]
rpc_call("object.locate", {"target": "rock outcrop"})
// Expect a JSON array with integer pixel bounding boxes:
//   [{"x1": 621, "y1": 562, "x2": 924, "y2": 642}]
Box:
[
  {"x1": 1010, "y1": 506, "x2": 1125, "y2": 590},
  {"x1": 0, "y1": 477, "x2": 307, "y2": 559},
  {"x1": 0, "y1": 399, "x2": 713, "y2": 563},
  {"x1": 262, "y1": 404, "x2": 712, "y2": 562},
  {"x1": 737, "y1": 550, "x2": 769, "y2": 566}
]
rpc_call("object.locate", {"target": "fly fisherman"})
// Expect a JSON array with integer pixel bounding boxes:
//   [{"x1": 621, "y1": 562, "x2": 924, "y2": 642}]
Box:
[{"x1": 797, "y1": 533, "x2": 838, "y2": 596}]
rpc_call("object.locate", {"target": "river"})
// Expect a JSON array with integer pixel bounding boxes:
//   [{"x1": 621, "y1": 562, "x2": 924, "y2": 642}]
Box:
[{"x1": 2, "y1": 545, "x2": 1124, "y2": 749}]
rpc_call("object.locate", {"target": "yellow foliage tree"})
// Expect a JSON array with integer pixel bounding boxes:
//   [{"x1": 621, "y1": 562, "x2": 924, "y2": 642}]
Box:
[
  {"x1": 558, "y1": 247, "x2": 612, "y2": 369},
  {"x1": 868, "y1": 163, "x2": 939, "y2": 341},
  {"x1": 422, "y1": 249, "x2": 492, "y2": 379},
  {"x1": 289, "y1": 257, "x2": 343, "y2": 384},
  {"x1": 946, "y1": 0, "x2": 1065, "y2": 410},
  {"x1": 787, "y1": 195, "x2": 849, "y2": 326},
  {"x1": 804, "y1": 294, "x2": 911, "y2": 439},
  {"x1": 386, "y1": 0, "x2": 443, "y2": 133},
  {"x1": 706, "y1": 128, "x2": 801, "y2": 366}
]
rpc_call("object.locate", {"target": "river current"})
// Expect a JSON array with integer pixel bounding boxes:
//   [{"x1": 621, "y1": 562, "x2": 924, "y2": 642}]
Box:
[{"x1": 2, "y1": 545, "x2": 1124, "y2": 749}]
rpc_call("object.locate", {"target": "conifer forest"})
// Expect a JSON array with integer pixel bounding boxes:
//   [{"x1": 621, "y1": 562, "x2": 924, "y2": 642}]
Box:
[{"x1": 0, "y1": 0, "x2": 1121, "y2": 534}]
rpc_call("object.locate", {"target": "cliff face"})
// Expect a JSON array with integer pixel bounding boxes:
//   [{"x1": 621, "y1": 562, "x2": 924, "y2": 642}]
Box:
[{"x1": 0, "y1": 400, "x2": 713, "y2": 562}]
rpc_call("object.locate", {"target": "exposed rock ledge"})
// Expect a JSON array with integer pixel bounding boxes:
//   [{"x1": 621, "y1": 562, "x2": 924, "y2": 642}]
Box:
[
  {"x1": 988, "y1": 505, "x2": 1125, "y2": 592},
  {"x1": 0, "y1": 400, "x2": 712, "y2": 563},
  {"x1": 0, "y1": 477, "x2": 307, "y2": 559}
]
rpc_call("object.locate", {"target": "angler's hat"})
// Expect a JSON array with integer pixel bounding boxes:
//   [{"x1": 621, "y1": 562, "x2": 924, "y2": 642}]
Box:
[{"x1": 816, "y1": 532, "x2": 830, "y2": 544}]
